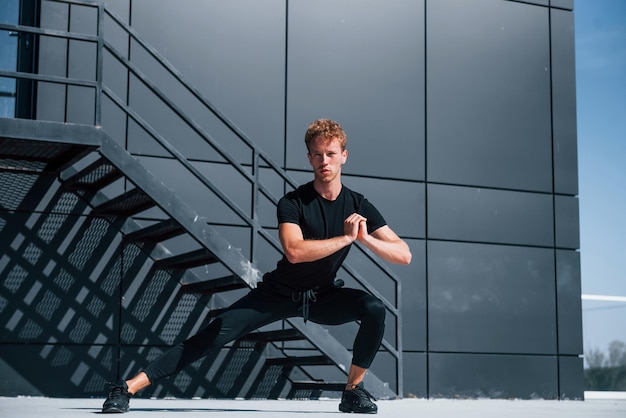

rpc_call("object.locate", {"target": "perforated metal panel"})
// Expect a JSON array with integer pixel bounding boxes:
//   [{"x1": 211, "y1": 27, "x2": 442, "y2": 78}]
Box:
[
  {"x1": 0, "y1": 138, "x2": 70, "y2": 160},
  {"x1": 0, "y1": 157, "x2": 47, "y2": 173},
  {"x1": 0, "y1": 138, "x2": 89, "y2": 173}
]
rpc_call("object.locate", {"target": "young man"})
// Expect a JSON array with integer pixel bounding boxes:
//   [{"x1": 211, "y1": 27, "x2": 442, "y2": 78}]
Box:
[{"x1": 102, "y1": 118, "x2": 412, "y2": 414}]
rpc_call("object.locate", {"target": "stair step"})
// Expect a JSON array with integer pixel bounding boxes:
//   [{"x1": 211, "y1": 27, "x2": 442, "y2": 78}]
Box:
[
  {"x1": 63, "y1": 157, "x2": 122, "y2": 191},
  {"x1": 0, "y1": 138, "x2": 94, "y2": 174},
  {"x1": 267, "y1": 355, "x2": 333, "y2": 367},
  {"x1": 182, "y1": 275, "x2": 246, "y2": 293},
  {"x1": 239, "y1": 328, "x2": 305, "y2": 343},
  {"x1": 126, "y1": 219, "x2": 185, "y2": 243},
  {"x1": 93, "y1": 188, "x2": 155, "y2": 216},
  {"x1": 154, "y1": 248, "x2": 218, "y2": 270}
]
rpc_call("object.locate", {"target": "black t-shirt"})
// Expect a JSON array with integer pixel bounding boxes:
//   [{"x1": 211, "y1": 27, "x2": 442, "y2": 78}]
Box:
[{"x1": 263, "y1": 181, "x2": 386, "y2": 290}]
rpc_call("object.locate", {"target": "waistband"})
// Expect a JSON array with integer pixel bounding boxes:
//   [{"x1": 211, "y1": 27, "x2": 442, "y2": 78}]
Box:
[
  {"x1": 260, "y1": 278, "x2": 345, "y2": 322},
  {"x1": 292, "y1": 279, "x2": 345, "y2": 322}
]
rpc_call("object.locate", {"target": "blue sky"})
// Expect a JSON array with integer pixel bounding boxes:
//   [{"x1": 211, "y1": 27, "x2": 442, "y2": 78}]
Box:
[
  {"x1": 575, "y1": 0, "x2": 626, "y2": 357},
  {"x1": 575, "y1": 0, "x2": 626, "y2": 297}
]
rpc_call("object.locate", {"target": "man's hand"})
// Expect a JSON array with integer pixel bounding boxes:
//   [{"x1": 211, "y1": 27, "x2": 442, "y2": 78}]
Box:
[
  {"x1": 356, "y1": 223, "x2": 412, "y2": 265},
  {"x1": 344, "y1": 213, "x2": 367, "y2": 242}
]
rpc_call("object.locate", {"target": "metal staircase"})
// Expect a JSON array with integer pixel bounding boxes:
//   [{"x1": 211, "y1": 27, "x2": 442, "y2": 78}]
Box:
[
  {"x1": 0, "y1": 0, "x2": 403, "y2": 400},
  {"x1": 0, "y1": 117, "x2": 396, "y2": 399}
]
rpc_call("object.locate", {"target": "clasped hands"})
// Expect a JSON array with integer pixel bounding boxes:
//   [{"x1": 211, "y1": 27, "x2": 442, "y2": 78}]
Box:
[{"x1": 344, "y1": 213, "x2": 368, "y2": 243}]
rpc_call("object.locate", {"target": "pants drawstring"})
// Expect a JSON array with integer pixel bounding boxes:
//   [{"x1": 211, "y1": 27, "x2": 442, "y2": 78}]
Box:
[{"x1": 292, "y1": 289, "x2": 317, "y2": 323}]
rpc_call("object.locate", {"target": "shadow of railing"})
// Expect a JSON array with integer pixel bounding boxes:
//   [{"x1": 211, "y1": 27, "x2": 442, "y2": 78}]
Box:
[{"x1": 0, "y1": 168, "x2": 287, "y2": 397}]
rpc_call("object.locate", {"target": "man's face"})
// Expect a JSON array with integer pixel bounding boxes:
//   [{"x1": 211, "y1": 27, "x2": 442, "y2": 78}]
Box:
[{"x1": 307, "y1": 136, "x2": 347, "y2": 184}]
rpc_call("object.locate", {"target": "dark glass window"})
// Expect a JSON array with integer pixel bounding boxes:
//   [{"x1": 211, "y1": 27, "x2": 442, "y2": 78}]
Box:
[{"x1": 0, "y1": 0, "x2": 20, "y2": 117}]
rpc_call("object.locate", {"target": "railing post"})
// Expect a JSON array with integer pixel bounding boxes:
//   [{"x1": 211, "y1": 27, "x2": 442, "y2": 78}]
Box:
[
  {"x1": 95, "y1": 3, "x2": 104, "y2": 126},
  {"x1": 250, "y1": 148, "x2": 261, "y2": 265},
  {"x1": 397, "y1": 279, "x2": 403, "y2": 397}
]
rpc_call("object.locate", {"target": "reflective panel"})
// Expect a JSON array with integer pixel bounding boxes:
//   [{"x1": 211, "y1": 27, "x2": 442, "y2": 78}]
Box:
[
  {"x1": 287, "y1": 0, "x2": 425, "y2": 181},
  {"x1": 0, "y1": 0, "x2": 19, "y2": 117},
  {"x1": 427, "y1": 0, "x2": 552, "y2": 192},
  {"x1": 555, "y1": 195, "x2": 580, "y2": 249},
  {"x1": 428, "y1": 241, "x2": 557, "y2": 354},
  {"x1": 344, "y1": 176, "x2": 425, "y2": 239},
  {"x1": 429, "y1": 353, "x2": 558, "y2": 399},
  {"x1": 130, "y1": 0, "x2": 287, "y2": 163},
  {"x1": 556, "y1": 250, "x2": 583, "y2": 355},
  {"x1": 551, "y1": 9, "x2": 578, "y2": 195},
  {"x1": 428, "y1": 184, "x2": 554, "y2": 246}
]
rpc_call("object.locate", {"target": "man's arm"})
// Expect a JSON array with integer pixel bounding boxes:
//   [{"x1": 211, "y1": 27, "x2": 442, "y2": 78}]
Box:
[
  {"x1": 357, "y1": 223, "x2": 412, "y2": 265},
  {"x1": 278, "y1": 213, "x2": 365, "y2": 264}
]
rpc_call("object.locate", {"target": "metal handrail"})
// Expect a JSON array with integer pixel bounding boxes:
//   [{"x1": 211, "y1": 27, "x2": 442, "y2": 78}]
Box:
[{"x1": 2, "y1": 0, "x2": 403, "y2": 394}]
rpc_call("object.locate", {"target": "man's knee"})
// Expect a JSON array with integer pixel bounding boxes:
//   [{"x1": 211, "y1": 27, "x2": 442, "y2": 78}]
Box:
[{"x1": 363, "y1": 296, "x2": 386, "y2": 321}]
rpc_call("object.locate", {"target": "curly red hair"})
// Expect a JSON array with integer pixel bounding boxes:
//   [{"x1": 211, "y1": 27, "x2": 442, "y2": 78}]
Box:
[{"x1": 304, "y1": 119, "x2": 347, "y2": 151}]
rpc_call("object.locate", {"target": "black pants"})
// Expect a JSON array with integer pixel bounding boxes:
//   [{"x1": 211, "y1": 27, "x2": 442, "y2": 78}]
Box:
[{"x1": 142, "y1": 281, "x2": 386, "y2": 383}]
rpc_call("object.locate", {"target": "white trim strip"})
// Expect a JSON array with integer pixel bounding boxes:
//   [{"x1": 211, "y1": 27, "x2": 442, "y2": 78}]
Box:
[
  {"x1": 585, "y1": 391, "x2": 626, "y2": 400},
  {"x1": 581, "y1": 294, "x2": 626, "y2": 303}
]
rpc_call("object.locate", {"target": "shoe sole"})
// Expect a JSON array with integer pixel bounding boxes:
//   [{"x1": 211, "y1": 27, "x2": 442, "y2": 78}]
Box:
[
  {"x1": 102, "y1": 406, "x2": 128, "y2": 413},
  {"x1": 339, "y1": 405, "x2": 377, "y2": 414}
]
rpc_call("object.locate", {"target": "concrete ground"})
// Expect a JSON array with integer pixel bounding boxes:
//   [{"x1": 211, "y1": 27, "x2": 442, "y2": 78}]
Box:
[{"x1": 1, "y1": 393, "x2": 625, "y2": 418}]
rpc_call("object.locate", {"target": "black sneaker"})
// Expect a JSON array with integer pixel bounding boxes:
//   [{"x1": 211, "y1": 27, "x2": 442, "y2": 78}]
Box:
[
  {"x1": 102, "y1": 380, "x2": 131, "y2": 413},
  {"x1": 339, "y1": 382, "x2": 377, "y2": 414}
]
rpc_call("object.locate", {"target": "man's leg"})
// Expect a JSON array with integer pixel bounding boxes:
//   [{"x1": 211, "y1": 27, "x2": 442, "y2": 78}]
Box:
[
  {"x1": 309, "y1": 287, "x2": 385, "y2": 414},
  {"x1": 126, "y1": 372, "x2": 150, "y2": 395},
  {"x1": 103, "y1": 287, "x2": 296, "y2": 413},
  {"x1": 346, "y1": 364, "x2": 367, "y2": 390}
]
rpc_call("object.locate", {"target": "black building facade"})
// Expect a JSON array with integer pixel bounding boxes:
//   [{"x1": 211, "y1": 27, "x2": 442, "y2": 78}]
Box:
[{"x1": 0, "y1": 0, "x2": 582, "y2": 400}]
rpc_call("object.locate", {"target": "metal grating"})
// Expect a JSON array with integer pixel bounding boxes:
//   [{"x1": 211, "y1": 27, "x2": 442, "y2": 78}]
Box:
[
  {"x1": 0, "y1": 157, "x2": 48, "y2": 173},
  {"x1": 82, "y1": 164, "x2": 118, "y2": 185},
  {"x1": 65, "y1": 159, "x2": 121, "y2": 190},
  {"x1": 93, "y1": 188, "x2": 155, "y2": 216},
  {"x1": 0, "y1": 138, "x2": 71, "y2": 160}
]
